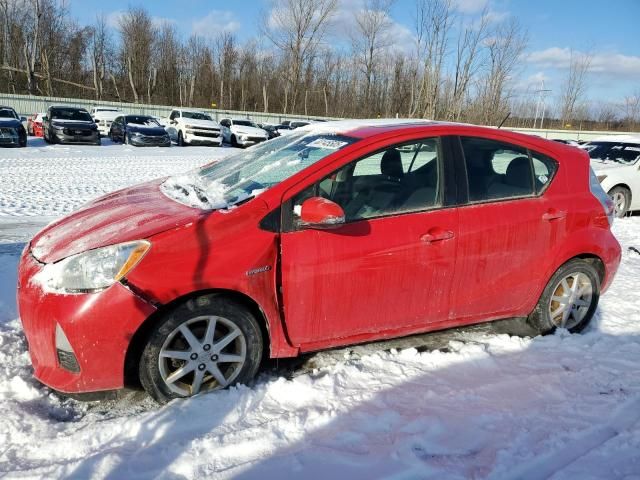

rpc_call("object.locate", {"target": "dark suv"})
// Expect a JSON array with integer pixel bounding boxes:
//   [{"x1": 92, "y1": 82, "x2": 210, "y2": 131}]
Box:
[{"x1": 43, "y1": 106, "x2": 100, "y2": 145}]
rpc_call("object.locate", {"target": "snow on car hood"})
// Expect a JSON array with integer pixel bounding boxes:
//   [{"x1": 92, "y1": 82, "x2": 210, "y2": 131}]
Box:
[
  {"x1": 51, "y1": 119, "x2": 95, "y2": 127},
  {"x1": 232, "y1": 126, "x2": 267, "y2": 137},
  {"x1": 30, "y1": 179, "x2": 202, "y2": 264},
  {"x1": 183, "y1": 118, "x2": 219, "y2": 128},
  {"x1": 590, "y1": 160, "x2": 632, "y2": 173},
  {"x1": 93, "y1": 111, "x2": 120, "y2": 121},
  {"x1": 0, "y1": 118, "x2": 22, "y2": 128}
]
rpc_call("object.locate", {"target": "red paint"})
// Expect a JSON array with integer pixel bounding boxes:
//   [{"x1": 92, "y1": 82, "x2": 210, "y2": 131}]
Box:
[
  {"x1": 17, "y1": 122, "x2": 622, "y2": 394},
  {"x1": 299, "y1": 197, "x2": 345, "y2": 226}
]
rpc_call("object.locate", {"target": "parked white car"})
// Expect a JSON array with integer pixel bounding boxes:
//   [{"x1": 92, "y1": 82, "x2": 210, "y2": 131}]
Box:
[
  {"x1": 90, "y1": 107, "x2": 122, "y2": 137},
  {"x1": 219, "y1": 118, "x2": 268, "y2": 148},
  {"x1": 588, "y1": 135, "x2": 640, "y2": 217},
  {"x1": 164, "y1": 109, "x2": 222, "y2": 146}
]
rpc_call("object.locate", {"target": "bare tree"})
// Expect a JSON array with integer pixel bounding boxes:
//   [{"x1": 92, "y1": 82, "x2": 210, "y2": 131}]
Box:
[
  {"x1": 477, "y1": 18, "x2": 528, "y2": 125},
  {"x1": 559, "y1": 50, "x2": 592, "y2": 126},
  {"x1": 119, "y1": 7, "x2": 156, "y2": 103},
  {"x1": 350, "y1": 0, "x2": 395, "y2": 114},
  {"x1": 448, "y1": 9, "x2": 490, "y2": 120},
  {"x1": 88, "y1": 14, "x2": 109, "y2": 100},
  {"x1": 411, "y1": 0, "x2": 454, "y2": 118},
  {"x1": 261, "y1": 0, "x2": 337, "y2": 114}
]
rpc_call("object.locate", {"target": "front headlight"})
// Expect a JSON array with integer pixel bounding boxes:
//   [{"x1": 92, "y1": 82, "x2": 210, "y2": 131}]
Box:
[
  {"x1": 35, "y1": 241, "x2": 150, "y2": 293},
  {"x1": 596, "y1": 174, "x2": 607, "y2": 183}
]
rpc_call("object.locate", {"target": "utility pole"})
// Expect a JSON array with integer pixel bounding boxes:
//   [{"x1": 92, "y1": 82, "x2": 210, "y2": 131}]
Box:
[{"x1": 532, "y1": 80, "x2": 552, "y2": 129}]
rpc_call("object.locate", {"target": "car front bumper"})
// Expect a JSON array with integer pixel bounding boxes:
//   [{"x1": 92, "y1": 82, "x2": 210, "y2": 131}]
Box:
[
  {"x1": 0, "y1": 128, "x2": 21, "y2": 146},
  {"x1": 17, "y1": 250, "x2": 156, "y2": 393},
  {"x1": 185, "y1": 131, "x2": 222, "y2": 145},
  {"x1": 53, "y1": 129, "x2": 100, "y2": 144},
  {"x1": 236, "y1": 136, "x2": 268, "y2": 147},
  {"x1": 129, "y1": 135, "x2": 171, "y2": 147}
]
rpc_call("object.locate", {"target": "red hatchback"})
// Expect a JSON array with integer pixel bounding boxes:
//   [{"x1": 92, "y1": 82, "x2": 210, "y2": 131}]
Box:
[{"x1": 17, "y1": 120, "x2": 621, "y2": 402}]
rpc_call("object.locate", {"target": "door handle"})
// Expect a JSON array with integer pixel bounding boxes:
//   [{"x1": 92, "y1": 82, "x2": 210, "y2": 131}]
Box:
[
  {"x1": 542, "y1": 209, "x2": 567, "y2": 221},
  {"x1": 421, "y1": 228, "x2": 455, "y2": 244}
]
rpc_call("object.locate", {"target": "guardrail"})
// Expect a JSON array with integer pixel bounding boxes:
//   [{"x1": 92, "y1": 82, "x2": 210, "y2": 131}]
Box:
[{"x1": 2, "y1": 92, "x2": 638, "y2": 141}]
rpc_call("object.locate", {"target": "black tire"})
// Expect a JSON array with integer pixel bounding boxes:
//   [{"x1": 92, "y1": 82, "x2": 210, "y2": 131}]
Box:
[
  {"x1": 19, "y1": 133, "x2": 27, "y2": 148},
  {"x1": 231, "y1": 135, "x2": 239, "y2": 148},
  {"x1": 124, "y1": 132, "x2": 130, "y2": 145},
  {"x1": 43, "y1": 128, "x2": 50, "y2": 143},
  {"x1": 178, "y1": 131, "x2": 186, "y2": 146},
  {"x1": 528, "y1": 258, "x2": 600, "y2": 334},
  {"x1": 139, "y1": 295, "x2": 264, "y2": 404},
  {"x1": 608, "y1": 186, "x2": 631, "y2": 218}
]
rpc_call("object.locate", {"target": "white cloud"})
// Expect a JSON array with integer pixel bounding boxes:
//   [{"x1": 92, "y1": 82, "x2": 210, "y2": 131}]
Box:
[
  {"x1": 527, "y1": 47, "x2": 640, "y2": 79},
  {"x1": 192, "y1": 10, "x2": 240, "y2": 39},
  {"x1": 452, "y1": 0, "x2": 489, "y2": 14}
]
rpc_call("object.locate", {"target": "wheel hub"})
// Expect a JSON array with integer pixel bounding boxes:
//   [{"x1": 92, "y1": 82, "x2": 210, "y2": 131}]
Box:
[
  {"x1": 548, "y1": 272, "x2": 593, "y2": 330},
  {"x1": 158, "y1": 315, "x2": 247, "y2": 396}
]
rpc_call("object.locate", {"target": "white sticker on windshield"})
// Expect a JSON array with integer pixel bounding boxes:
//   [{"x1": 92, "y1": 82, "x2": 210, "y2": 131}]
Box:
[
  {"x1": 538, "y1": 174, "x2": 548, "y2": 183},
  {"x1": 307, "y1": 139, "x2": 348, "y2": 150}
]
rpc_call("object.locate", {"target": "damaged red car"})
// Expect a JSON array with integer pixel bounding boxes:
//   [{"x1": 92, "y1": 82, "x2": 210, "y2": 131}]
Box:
[{"x1": 17, "y1": 120, "x2": 621, "y2": 402}]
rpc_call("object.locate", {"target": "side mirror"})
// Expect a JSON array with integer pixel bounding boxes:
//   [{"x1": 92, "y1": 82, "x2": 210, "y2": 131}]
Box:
[
  {"x1": 42, "y1": 116, "x2": 48, "y2": 122},
  {"x1": 20, "y1": 116, "x2": 27, "y2": 122},
  {"x1": 298, "y1": 197, "x2": 345, "y2": 229}
]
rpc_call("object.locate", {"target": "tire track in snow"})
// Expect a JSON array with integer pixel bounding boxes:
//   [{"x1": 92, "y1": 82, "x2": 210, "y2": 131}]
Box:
[{"x1": 500, "y1": 395, "x2": 640, "y2": 480}]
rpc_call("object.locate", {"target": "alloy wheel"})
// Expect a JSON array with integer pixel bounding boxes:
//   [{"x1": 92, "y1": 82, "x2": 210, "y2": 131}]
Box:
[
  {"x1": 610, "y1": 191, "x2": 627, "y2": 217},
  {"x1": 158, "y1": 315, "x2": 247, "y2": 396},
  {"x1": 548, "y1": 272, "x2": 594, "y2": 330}
]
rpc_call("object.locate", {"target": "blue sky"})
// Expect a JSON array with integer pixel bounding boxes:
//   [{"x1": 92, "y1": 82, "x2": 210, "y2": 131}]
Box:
[{"x1": 68, "y1": 0, "x2": 640, "y2": 110}]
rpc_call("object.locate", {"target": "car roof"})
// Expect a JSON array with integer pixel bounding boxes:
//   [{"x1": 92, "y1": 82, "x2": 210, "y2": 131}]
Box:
[
  {"x1": 49, "y1": 105, "x2": 88, "y2": 110},
  {"x1": 296, "y1": 118, "x2": 452, "y2": 138},
  {"x1": 587, "y1": 135, "x2": 640, "y2": 144}
]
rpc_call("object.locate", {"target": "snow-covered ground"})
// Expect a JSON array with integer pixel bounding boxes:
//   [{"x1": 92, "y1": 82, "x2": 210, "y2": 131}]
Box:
[{"x1": 1, "y1": 140, "x2": 639, "y2": 479}]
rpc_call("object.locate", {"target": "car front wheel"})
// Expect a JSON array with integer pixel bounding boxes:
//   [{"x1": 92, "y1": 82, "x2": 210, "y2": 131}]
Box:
[
  {"x1": 528, "y1": 258, "x2": 600, "y2": 334},
  {"x1": 178, "y1": 131, "x2": 186, "y2": 146},
  {"x1": 608, "y1": 186, "x2": 631, "y2": 218},
  {"x1": 139, "y1": 295, "x2": 263, "y2": 403}
]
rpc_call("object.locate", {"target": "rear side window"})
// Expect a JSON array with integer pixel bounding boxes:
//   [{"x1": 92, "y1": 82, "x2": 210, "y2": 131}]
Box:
[{"x1": 460, "y1": 137, "x2": 557, "y2": 202}]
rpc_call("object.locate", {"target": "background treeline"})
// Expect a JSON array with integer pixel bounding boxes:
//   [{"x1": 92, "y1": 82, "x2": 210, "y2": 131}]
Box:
[{"x1": 1, "y1": 0, "x2": 638, "y2": 131}]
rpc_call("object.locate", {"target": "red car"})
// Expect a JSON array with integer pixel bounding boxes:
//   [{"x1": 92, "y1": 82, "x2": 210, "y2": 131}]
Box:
[
  {"x1": 27, "y1": 113, "x2": 45, "y2": 137},
  {"x1": 17, "y1": 120, "x2": 621, "y2": 403}
]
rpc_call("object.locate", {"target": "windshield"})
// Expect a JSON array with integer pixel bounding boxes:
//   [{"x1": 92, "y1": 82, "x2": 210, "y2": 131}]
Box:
[
  {"x1": 587, "y1": 142, "x2": 640, "y2": 165},
  {"x1": 51, "y1": 108, "x2": 93, "y2": 122},
  {"x1": 162, "y1": 132, "x2": 356, "y2": 209},
  {"x1": 182, "y1": 111, "x2": 212, "y2": 121},
  {"x1": 0, "y1": 108, "x2": 18, "y2": 119},
  {"x1": 126, "y1": 116, "x2": 161, "y2": 127},
  {"x1": 233, "y1": 120, "x2": 258, "y2": 128}
]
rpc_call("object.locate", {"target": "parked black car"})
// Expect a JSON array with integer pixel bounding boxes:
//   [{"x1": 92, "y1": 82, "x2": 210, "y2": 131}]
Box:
[
  {"x1": 109, "y1": 115, "x2": 171, "y2": 147},
  {"x1": 258, "y1": 123, "x2": 281, "y2": 139},
  {"x1": 0, "y1": 106, "x2": 27, "y2": 147},
  {"x1": 43, "y1": 106, "x2": 100, "y2": 145}
]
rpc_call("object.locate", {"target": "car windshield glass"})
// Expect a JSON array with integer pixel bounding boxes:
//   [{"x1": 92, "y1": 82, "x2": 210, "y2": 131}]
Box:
[
  {"x1": 182, "y1": 111, "x2": 212, "y2": 121},
  {"x1": 0, "y1": 108, "x2": 18, "y2": 119},
  {"x1": 233, "y1": 120, "x2": 257, "y2": 127},
  {"x1": 125, "y1": 116, "x2": 161, "y2": 127},
  {"x1": 162, "y1": 132, "x2": 357, "y2": 210},
  {"x1": 588, "y1": 142, "x2": 640, "y2": 164},
  {"x1": 51, "y1": 108, "x2": 93, "y2": 122}
]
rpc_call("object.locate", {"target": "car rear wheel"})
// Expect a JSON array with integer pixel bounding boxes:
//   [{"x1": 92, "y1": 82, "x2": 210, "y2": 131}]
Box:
[
  {"x1": 528, "y1": 259, "x2": 600, "y2": 334},
  {"x1": 139, "y1": 295, "x2": 263, "y2": 403},
  {"x1": 608, "y1": 186, "x2": 631, "y2": 218}
]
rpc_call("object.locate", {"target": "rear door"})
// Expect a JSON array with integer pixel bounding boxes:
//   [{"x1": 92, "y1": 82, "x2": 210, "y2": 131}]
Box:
[
  {"x1": 450, "y1": 136, "x2": 561, "y2": 322},
  {"x1": 280, "y1": 137, "x2": 460, "y2": 348}
]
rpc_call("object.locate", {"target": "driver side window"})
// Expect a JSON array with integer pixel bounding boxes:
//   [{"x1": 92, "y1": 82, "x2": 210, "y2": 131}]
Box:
[{"x1": 293, "y1": 138, "x2": 442, "y2": 223}]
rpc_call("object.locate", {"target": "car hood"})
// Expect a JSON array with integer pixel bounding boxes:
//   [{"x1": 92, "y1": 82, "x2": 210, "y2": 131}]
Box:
[
  {"x1": 127, "y1": 125, "x2": 167, "y2": 135},
  {"x1": 232, "y1": 126, "x2": 267, "y2": 136},
  {"x1": 0, "y1": 118, "x2": 22, "y2": 129},
  {"x1": 182, "y1": 118, "x2": 218, "y2": 128},
  {"x1": 30, "y1": 179, "x2": 203, "y2": 264},
  {"x1": 94, "y1": 112, "x2": 120, "y2": 121},
  {"x1": 590, "y1": 160, "x2": 633, "y2": 173},
  {"x1": 51, "y1": 120, "x2": 95, "y2": 129}
]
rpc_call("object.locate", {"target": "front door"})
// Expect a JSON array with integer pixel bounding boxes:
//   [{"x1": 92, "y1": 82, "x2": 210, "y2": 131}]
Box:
[{"x1": 280, "y1": 137, "x2": 459, "y2": 348}]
